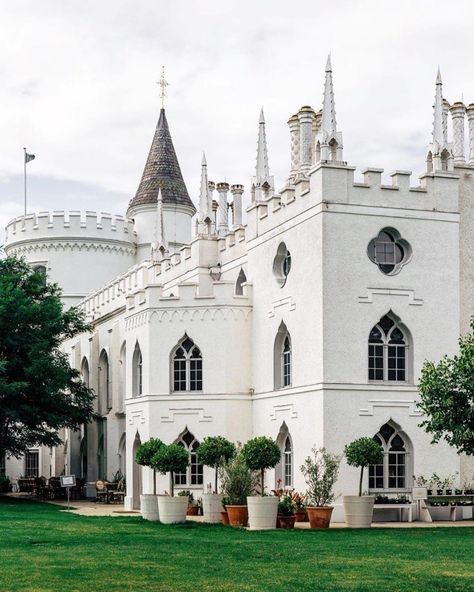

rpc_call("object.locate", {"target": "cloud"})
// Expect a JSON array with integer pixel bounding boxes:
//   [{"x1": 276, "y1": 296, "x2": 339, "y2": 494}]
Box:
[{"x1": 1, "y1": 0, "x2": 474, "y2": 246}]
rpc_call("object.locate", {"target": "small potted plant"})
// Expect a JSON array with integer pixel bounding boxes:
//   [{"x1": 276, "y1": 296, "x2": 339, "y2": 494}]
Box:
[
  {"x1": 197, "y1": 436, "x2": 236, "y2": 523},
  {"x1": 135, "y1": 438, "x2": 164, "y2": 521},
  {"x1": 412, "y1": 475, "x2": 428, "y2": 500},
  {"x1": 343, "y1": 437, "x2": 383, "y2": 528},
  {"x1": 301, "y1": 447, "x2": 341, "y2": 529},
  {"x1": 431, "y1": 473, "x2": 443, "y2": 495},
  {"x1": 242, "y1": 436, "x2": 281, "y2": 530},
  {"x1": 277, "y1": 493, "x2": 297, "y2": 528},
  {"x1": 219, "y1": 447, "x2": 254, "y2": 527},
  {"x1": 151, "y1": 443, "x2": 190, "y2": 524},
  {"x1": 292, "y1": 492, "x2": 308, "y2": 522},
  {"x1": 220, "y1": 496, "x2": 230, "y2": 525}
]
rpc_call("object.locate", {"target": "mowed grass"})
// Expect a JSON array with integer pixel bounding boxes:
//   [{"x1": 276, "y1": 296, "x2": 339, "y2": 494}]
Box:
[{"x1": 0, "y1": 497, "x2": 473, "y2": 592}]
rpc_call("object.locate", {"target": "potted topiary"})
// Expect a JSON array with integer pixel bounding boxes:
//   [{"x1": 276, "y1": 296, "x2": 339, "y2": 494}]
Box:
[
  {"x1": 219, "y1": 447, "x2": 254, "y2": 527},
  {"x1": 343, "y1": 437, "x2": 383, "y2": 528},
  {"x1": 301, "y1": 447, "x2": 341, "y2": 529},
  {"x1": 151, "y1": 443, "x2": 190, "y2": 524},
  {"x1": 277, "y1": 493, "x2": 297, "y2": 529},
  {"x1": 135, "y1": 438, "x2": 164, "y2": 521},
  {"x1": 197, "y1": 436, "x2": 236, "y2": 523},
  {"x1": 241, "y1": 436, "x2": 281, "y2": 530}
]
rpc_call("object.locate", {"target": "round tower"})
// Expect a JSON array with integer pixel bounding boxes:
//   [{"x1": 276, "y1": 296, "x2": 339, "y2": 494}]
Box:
[
  {"x1": 4, "y1": 211, "x2": 136, "y2": 308},
  {"x1": 126, "y1": 108, "x2": 196, "y2": 261}
]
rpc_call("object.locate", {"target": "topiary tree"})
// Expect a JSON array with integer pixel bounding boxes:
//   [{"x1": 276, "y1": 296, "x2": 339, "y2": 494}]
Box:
[
  {"x1": 151, "y1": 443, "x2": 189, "y2": 496},
  {"x1": 418, "y1": 320, "x2": 474, "y2": 455},
  {"x1": 344, "y1": 437, "x2": 383, "y2": 496},
  {"x1": 241, "y1": 436, "x2": 281, "y2": 497},
  {"x1": 197, "y1": 436, "x2": 236, "y2": 494},
  {"x1": 135, "y1": 438, "x2": 164, "y2": 495}
]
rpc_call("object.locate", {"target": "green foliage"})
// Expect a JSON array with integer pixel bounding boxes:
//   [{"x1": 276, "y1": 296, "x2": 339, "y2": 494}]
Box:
[
  {"x1": 135, "y1": 439, "x2": 164, "y2": 468},
  {"x1": 0, "y1": 474, "x2": 11, "y2": 493},
  {"x1": 278, "y1": 493, "x2": 296, "y2": 516},
  {"x1": 344, "y1": 437, "x2": 383, "y2": 496},
  {"x1": 301, "y1": 447, "x2": 341, "y2": 507},
  {"x1": 197, "y1": 436, "x2": 236, "y2": 493},
  {"x1": 0, "y1": 256, "x2": 94, "y2": 458},
  {"x1": 241, "y1": 436, "x2": 281, "y2": 497},
  {"x1": 151, "y1": 443, "x2": 189, "y2": 496},
  {"x1": 418, "y1": 321, "x2": 474, "y2": 455},
  {"x1": 219, "y1": 447, "x2": 255, "y2": 505}
]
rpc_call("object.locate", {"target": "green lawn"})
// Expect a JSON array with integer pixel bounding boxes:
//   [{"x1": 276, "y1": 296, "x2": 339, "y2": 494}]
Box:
[{"x1": 0, "y1": 497, "x2": 473, "y2": 592}]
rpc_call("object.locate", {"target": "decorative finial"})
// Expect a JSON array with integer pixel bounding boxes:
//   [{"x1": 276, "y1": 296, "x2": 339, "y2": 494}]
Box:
[
  {"x1": 259, "y1": 107, "x2": 265, "y2": 124},
  {"x1": 326, "y1": 53, "x2": 332, "y2": 72},
  {"x1": 157, "y1": 66, "x2": 169, "y2": 109},
  {"x1": 436, "y1": 66, "x2": 442, "y2": 85}
]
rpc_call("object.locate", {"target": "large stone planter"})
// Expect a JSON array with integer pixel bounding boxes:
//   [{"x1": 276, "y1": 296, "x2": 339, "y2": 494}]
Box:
[
  {"x1": 307, "y1": 506, "x2": 333, "y2": 529},
  {"x1": 202, "y1": 493, "x2": 224, "y2": 523},
  {"x1": 343, "y1": 495, "x2": 375, "y2": 528},
  {"x1": 140, "y1": 494, "x2": 159, "y2": 521},
  {"x1": 247, "y1": 496, "x2": 279, "y2": 530},
  {"x1": 158, "y1": 495, "x2": 188, "y2": 524},
  {"x1": 226, "y1": 505, "x2": 248, "y2": 527}
]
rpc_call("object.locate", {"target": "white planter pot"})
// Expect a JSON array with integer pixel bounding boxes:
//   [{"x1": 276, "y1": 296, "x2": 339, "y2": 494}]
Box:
[
  {"x1": 202, "y1": 493, "x2": 224, "y2": 523},
  {"x1": 140, "y1": 494, "x2": 159, "y2": 521},
  {"x1": 247, "y1": 496, "x2": 279, "y2": 530},
  {"x1": 158, "y1": 496, "x2": 188, "y2": 524},
  {"x1": 343, "y1": 495, "x2": 375, "y2": 528}
]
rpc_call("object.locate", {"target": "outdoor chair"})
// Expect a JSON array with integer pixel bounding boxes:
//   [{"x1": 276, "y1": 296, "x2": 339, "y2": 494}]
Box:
[{"x1": 95, "y1": 480, "x2": 109, "y2": 503}]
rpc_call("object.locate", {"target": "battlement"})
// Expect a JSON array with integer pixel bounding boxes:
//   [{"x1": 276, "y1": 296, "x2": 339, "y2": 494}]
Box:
[
  {"x1": 5, "y1": 210, "x2": 136, "y2": 247},
  {"x1": 246, "y1": 162, "x2": 462, "y2": 240}
]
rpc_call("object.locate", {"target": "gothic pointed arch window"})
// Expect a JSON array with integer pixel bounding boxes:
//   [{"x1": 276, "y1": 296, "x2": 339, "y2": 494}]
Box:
[
  {"x1": 274, "y1": 323, "x2": 292, "y2": 389},
  {"x1": 174, "y1": 429, "x2": 204, "y2": 487},
  {"x1": 98, "y1": 350, "x2": 111, "y2": 414},
  {"x1": 132, "y1": 343, "x2": 142, "y2": 397},
  {"x1": 235, "y1": 268, "x2": 247, "y2": 296},
  {"x1": 118, "y1": 342, "x2": 126, "y2": 411},
  {"x1": 275, "y1": 422, "x2": 293, "y2": 488},
  {"x1": 368, "y1": 314, "x2": 409, "y2": 383},
  {"x1": 368, "y1": 422, "x2": 412, "y2": 491},
  {"x1": 81, "y1": 357, "x2": 90, "y2": 388},
  {"x1": 172, "y1": 336, "x2": 202, "y2": 392}
]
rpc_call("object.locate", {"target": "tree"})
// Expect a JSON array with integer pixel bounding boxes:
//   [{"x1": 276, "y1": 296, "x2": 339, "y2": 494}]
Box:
[
  {"x1": 197, "y1": 436, "x2": 235, "y2": 494},
  {"x1": 418, "y1": 322, "x2": 474, "y2": 455},
  {"x1": 151, "y1": 443, "x2": 189, "y2": 496},
  {"x1": 344, "y1": 437, "x2": 383, "y2": 496},
  {"x1": 0, "y1": 256, "x2": 95, "y2": 458},
  {"x1": 241, "y1": 436, "x2": 281, "y2": 496},
  {"x1": 135, "y1": 438, "x2": 164, "y2": 495}
]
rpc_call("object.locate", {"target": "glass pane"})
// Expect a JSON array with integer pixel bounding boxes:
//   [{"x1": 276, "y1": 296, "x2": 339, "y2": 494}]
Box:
[
  {"x1": 379, "y1": 423, "x2": 395, "y2": 444},
  {"x1": 379, "y1": 315, "x2": 394, "y2": 335}
]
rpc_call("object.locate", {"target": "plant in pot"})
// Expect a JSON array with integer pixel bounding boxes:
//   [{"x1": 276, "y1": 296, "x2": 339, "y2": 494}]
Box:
[
  {"x1": 431, "y1": 473, "x2": 443, "y2": 495},
  {"x1": 218, "y1": 447, "x2": 254, "y2": 527},
  {"x1": 197, "y1": 436, "x2": 236, "y2": 523},
  {"x1": 412, "y1": 474, "x2": 429, "y2": 500},
  {"x1": 301, "y1": 446, "x2": 341, "y2": 529},
  {"x1": 135, "y1": 438, "x2": 164, "y2": 521},
  {"x1": 151, "y1": 443, "x2": 189, "y2": 524},
  {"x1": 343, "y1": 437, "x2": 383, "y2": 528},
  {"x1": 220, "y1": 496, "x2": 231, "y2": 525},
  {"x1": 292, "y1": 492, "x2": 308, "y2": 522},
  {"x1": 241, "y1": 436, "x2": 281, "y2": 530},
  {"x1": 277, "y1": 493, "x2": 297, "y2": 529}
]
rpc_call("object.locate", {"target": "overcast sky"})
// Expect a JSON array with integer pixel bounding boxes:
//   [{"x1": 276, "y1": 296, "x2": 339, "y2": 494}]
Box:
[{"x1": 1, "y1": 0, "x2": 473, "y2": 243}]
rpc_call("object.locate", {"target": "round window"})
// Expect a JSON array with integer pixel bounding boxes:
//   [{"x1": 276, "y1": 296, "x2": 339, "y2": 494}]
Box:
[
  {"x1": 367, "y1": 228, "x2": 411, "y2": 275},
  {"x1": 273, "y1": 242, "x2": 291, "y2": 287}
]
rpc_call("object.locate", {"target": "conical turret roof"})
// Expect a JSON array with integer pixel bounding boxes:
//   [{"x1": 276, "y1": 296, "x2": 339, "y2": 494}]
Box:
[{"x1": 128, "y1": 109, "x2": 196, "y2": 212}]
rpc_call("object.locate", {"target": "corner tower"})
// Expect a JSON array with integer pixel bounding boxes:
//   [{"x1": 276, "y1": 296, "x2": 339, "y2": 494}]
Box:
[{"x1": 127, "y1": 104, "x2": 196, "y2": 260}]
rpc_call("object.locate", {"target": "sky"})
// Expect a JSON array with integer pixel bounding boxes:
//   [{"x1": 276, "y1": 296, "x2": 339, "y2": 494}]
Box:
[{"x1": 1, "y1": 0, "x2": 474, "y2": 244}]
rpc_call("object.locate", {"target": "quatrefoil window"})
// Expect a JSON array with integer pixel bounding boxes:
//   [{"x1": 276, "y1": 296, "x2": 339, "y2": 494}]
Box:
[{"x1": 367, "y1": 228, "x2": 411, "y2": 275}]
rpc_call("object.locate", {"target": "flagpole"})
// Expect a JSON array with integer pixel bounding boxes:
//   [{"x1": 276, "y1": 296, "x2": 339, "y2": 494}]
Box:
[{"x1": 23, "y1": 147, "x2": 27, "y2": 216}]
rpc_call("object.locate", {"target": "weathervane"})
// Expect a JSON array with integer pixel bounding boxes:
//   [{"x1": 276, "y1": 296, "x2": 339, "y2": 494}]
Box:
[{"x1": 157, "y1": 66, "x2": 169, "y2": 109}]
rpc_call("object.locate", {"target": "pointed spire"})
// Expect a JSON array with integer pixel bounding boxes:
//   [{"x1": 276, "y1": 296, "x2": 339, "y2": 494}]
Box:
[
  {"x1": 128, "y1": 108, "x2": 196, "y2": 213},
  {"x1": 198, "y1": 151, "x2": 209, "y2": 219},
  {"x1": 321, "y1": 53, "x2": 337, "y2": 136},
  {"x1": 252, "y1": 108, "x2": 274, "y2": 201},
  {"x1": 433, "y1": 67, "x2": 444, "y2": 146}
]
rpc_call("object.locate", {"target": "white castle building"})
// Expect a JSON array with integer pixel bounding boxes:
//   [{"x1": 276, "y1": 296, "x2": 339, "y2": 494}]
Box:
[{"x1": 4, "y1": 60, "x2": 474, "y2": 514}]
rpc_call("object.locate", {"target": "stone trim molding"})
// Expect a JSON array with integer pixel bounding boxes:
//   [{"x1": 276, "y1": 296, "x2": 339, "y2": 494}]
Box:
[
  {"x1": 358, "y1": 399, "x2": 422, "y2": 417},
  {"x1": 160, "y1": 407, "x2": 213, "y2": 423},
  {"x1": 358, "y1": 288, "x2": 423, "y2": 306}
]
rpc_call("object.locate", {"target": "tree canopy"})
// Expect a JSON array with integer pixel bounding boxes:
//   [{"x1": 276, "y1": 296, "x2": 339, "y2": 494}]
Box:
[
  {"x1": 418, "y1": 321, "x2": 474, "y2": 456},
  {"x1": 0, "y1": 256, "x2": 95, "y2": 458}
]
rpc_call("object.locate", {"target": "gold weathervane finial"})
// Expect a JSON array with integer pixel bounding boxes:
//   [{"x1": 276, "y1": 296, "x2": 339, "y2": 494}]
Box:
[{"x1": 157, "y1": 66, "x2": 169, "y2": 109}]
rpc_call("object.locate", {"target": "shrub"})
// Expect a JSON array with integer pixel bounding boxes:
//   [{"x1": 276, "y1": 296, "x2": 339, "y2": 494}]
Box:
[
  {"x1": 197, "y1": 436, "x2": 236, "y2": 493},
  {"x1": 219, "y1": 447, "x2": 255, "y2": 505},
  {"x1": 151, "y1": 443, "x2": 189, "y2": 496},
  {"x1": 278, "y1": 493, "x2": 296, "y2": 516},
  {"x1": 301, "y1": 447, "x2": 341, "y2": 507},
  {"x1": 344, "y1": 437, "x2": 383, "y2": 496},
  {"x1": 241, "y1": 436, "x2": 281, "y2": 497},
  {"x1": 0, "y1": 474, "x2": 11, "y2": 493},
  {"x1": 135, "y1": 438, "x2": 164, "y2": 495}
]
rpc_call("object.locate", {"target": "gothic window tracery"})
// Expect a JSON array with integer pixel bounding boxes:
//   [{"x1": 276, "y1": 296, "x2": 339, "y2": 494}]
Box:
[
  {"x1": 132, "y1": 343, "x2": 142, "y2": 397},
  {"x1": 274, "y1": 323, "x2": 292, "y2": 389},
  {"x1": 273, "y1": 242, "x2": 291, "y2": 287},
  {"x1": 368, "y1": 315, "x2": 408, "y2": 382},
  {"x1": 172, "y1": 336, "x2": 202, "y2": 392},
  {"x1": 367, "y1": 228, "x2": 411, "y2": 275},
  {"x1": 174, "y1": 430, "x2": 203, "y2": 487},
  {"x1": 368, "y1": 422, "x2": 411, "y2": 490}
]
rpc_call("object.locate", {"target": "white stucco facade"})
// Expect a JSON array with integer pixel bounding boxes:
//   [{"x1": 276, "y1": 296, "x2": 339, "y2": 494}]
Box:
[{"x1": 3, "y1": 63, "x2": 473, "y2": 514}]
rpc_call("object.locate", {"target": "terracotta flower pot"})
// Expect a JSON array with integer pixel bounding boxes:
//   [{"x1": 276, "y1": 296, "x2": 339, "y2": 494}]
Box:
[
  {"x1": 226, "y1": 505, "x2": 248, "y2": 527},
  {"x1": 186, "y1": 506, "x2": 199, "y2": 516},
  {"x1": 294, "y1": 509, "x2": 307, "y2": 522},
  {"x1": 307, "y1": 506, "x2": 333, "y2": 529},
  {"x1": 220, "y1": 510, "x2": 230, "y2": 525},
  {"x1": 278, "y1": 515, "x2": 296, "y2": 529}
]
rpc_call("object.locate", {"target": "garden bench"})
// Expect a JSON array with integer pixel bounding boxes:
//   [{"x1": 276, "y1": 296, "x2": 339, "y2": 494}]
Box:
[{"x1": 373, "y1": 503, "x2": 413, "y2": 522}]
